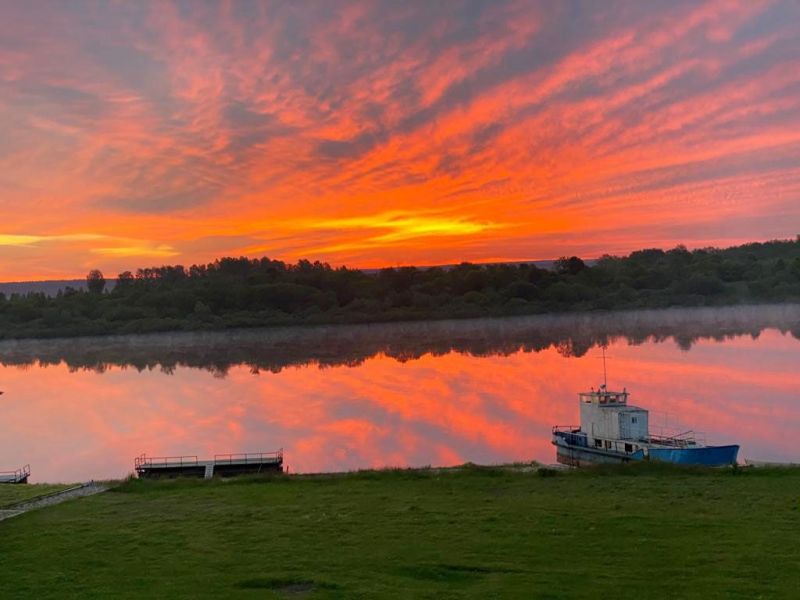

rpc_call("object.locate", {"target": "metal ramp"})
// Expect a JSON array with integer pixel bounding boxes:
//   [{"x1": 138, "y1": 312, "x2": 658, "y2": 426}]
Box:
[{"x1": 0, "y1": 465, "x2": 30, "y2": 484}]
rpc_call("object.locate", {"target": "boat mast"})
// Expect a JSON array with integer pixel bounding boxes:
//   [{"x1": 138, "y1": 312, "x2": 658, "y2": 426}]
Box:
[{"x1": 602, "y1": 345, "x2": 608, "y2": 389}]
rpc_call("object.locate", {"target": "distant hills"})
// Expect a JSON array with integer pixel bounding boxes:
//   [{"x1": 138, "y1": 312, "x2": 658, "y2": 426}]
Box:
[
  {"x1": 0, "y1": 279, "x2": 124, "y2": 297},
  {"x1": 0, "y1": 280, "x2": 90, "y2": 297}
]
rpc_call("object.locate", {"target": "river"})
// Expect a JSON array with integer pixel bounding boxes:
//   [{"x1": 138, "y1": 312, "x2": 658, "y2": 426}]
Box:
[{"x1": 1, "y1": 304, "x2": 798, "y2": 482}]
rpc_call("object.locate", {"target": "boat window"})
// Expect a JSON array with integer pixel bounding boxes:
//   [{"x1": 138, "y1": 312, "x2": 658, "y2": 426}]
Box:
[
  {"x1": 595, "y1": 439, "x2": 602, "y2": 448},
  {"x1": 624, "y1": 443, "x2": 633, "y2": 453},
  {"x1": 605, "y1": 441, "x2": 612, "y2": 449},
  {"x1": 631, "y1": 417, "x2": 637, "y2": 424}
]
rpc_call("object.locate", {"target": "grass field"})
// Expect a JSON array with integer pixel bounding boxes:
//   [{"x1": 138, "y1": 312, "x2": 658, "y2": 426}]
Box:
[
  {"x1": 1, "y1": 464, "x2": 799, "y2": 599},
  {"x1": 0, "y1": 484, "x2": 73, "y2": 509}
]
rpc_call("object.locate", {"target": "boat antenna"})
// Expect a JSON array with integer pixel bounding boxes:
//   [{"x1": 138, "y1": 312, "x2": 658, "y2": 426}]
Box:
[{"x1": 602, "y1": 344, "x2": 608, "y2": 389}]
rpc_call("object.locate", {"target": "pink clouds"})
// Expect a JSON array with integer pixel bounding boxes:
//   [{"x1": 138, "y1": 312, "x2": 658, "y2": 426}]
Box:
[{"x1": 0, "y1": 1, "x2": 799, "y2": 279}]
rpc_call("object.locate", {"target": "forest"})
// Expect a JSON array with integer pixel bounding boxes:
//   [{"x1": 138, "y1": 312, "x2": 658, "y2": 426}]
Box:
[{"x1": 0, "y1": 238, "x2": 799, "y2": 340}]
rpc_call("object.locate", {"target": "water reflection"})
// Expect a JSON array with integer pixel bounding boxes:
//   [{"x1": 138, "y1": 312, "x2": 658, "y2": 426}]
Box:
[
  {"x1": 0, "y1": 305, "x2": 798, "y2": 482},
  {"x1": 0, "y1": 305, "x2": 798, "y2": 375}
]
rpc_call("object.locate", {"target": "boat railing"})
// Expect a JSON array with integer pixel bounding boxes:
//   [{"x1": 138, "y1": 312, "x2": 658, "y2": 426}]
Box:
[
  {"x1": 213, "y1": 450, "x2": 283, "y2": 465},
  {"x1": 648, "y1": 430, "x2": 705, "y2": 447},
  {"x1": 552, "y1": 425, "x2": 581, "y2": 434},
  {"x1": 552, "y1": 426, "x2": 588, "y2": 448},
  {"x1": 554, "y1": 431, "x2": 641, "y2": 456}
]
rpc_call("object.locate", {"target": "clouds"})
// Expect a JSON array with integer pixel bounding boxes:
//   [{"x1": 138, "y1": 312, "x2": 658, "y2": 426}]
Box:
[{"x1": 0, "y1": 0, "x2": 799, "y2": 278}]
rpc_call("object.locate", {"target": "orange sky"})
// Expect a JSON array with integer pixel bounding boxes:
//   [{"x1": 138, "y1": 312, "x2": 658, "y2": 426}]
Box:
[{"x1": 1, "y1": 1, "x2": 799, "y2": 280}]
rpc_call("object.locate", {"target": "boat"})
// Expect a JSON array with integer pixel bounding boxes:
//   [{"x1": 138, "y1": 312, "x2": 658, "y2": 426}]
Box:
[{"x1": 552, "y1": 385, "x2": 739, "y2": 467}]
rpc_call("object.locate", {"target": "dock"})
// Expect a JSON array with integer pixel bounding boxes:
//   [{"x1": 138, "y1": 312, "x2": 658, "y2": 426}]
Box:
[
  {"x1": 135, "y1": 451, "x2": 283, "y2": 479},
  {"x1": 0, "y1": 465, "x2": 30, "y2": 484}
]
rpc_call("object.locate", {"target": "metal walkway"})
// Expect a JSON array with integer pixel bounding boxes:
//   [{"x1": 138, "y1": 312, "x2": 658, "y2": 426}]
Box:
[
  {"x1": 135, "y1": 451, "x2": 283, "y2": 479},
  {"x1": 0, "y1": 465, "x2": 30, "y2": 484}
]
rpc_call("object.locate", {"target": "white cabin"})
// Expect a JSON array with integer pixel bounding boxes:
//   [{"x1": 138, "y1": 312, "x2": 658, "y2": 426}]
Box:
[{"x1": 579, "y1": 388, "x2": 648, "y2": 450}]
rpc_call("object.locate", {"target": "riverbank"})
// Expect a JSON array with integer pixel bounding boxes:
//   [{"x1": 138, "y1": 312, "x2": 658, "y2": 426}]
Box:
[{"x1": 1, "y1": 463, "x2": 799, "y2": 598}]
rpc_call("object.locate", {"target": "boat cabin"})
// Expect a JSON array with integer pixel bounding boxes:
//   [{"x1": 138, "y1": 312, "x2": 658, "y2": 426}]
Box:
[{"x1": 579, "y1": 387, "x2": 648, "y2": 449}]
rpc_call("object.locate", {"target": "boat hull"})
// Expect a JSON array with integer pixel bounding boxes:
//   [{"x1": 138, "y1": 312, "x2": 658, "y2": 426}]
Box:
[
  {"x1": 646, "y1": 445, "x2": 739, "y2": 466},
  {"x1": 555, "y1": 445, "x2": 635, "y2": 467},
  {"x1": 554, "y1": 441, "x2": 739, "y2": 467}
]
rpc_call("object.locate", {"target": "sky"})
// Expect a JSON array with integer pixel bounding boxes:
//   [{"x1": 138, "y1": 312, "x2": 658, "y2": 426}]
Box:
[{"x1": 1, "y1": 0, "x2": 799, "y2": 281}]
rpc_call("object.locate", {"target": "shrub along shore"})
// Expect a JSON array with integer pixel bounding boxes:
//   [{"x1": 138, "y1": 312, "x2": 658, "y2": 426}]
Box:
[
  {"x1": 0, "y1": 238, "x2": 799, "y2": 340},
  {"x1": 1, "y1": 463, "x2": 799, "y2": 598}
]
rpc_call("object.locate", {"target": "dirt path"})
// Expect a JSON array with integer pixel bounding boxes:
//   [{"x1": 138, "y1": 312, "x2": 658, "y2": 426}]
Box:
[{"x1": 0, "y1": 482, "x2": 107, "y2": 522}]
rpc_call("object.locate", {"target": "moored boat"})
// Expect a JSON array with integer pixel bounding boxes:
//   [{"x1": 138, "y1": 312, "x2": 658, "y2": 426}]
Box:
[{"x1": 552, "y1": 386, "x2": 738, "y2": 467}]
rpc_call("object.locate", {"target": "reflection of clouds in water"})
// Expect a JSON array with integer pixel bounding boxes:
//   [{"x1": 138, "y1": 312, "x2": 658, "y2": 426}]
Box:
[
  {"x1": 0, "y1": 306, "x2": 798, "y2": 482},
  {"x1": 0, "y1": 304, "x2": 798, "y2": 375}
]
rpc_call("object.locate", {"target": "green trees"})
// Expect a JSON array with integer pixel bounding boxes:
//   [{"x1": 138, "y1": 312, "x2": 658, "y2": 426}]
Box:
[
  {"x1": 555, "y1": 256, "x2": 587, "y2": 275},
  {"x1": 0, "y1": 239, "x2": 798, "y2": 340},
  {"x1": 86, "y1": 270, "x2": 106, "y2": 294}
]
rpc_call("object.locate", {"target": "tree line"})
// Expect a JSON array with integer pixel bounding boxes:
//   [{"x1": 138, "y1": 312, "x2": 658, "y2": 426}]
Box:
[{"x1": 0, "y1": 238, "x2": 799, "y2": 339}]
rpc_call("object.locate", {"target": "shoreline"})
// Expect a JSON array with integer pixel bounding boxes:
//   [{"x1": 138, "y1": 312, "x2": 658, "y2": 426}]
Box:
[
  {"x1": 15, "y1": 458, "x2": 800, "y2": 488},
  {"x1": 2, "y1": 298, "x2": 800, "y2": 344},
  {"x1": 1, "y1": 302, "x2": 798, "y2": 370},
  {"x1": 3, "y1": 461, "x2": 800, "y2": 597}
]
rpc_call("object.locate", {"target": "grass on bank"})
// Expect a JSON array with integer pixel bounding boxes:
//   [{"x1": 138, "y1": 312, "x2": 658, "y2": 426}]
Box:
[
  {"x1": 0, "y1": 483, "x2": 73, "y2": 508},
  {"x1": 1, "y1": 463, "x2": 799, "y2": 599}
]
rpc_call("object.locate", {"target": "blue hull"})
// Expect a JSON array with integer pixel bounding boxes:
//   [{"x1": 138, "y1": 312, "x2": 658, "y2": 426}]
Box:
[{"x1": 644, "y1": 445, "x2": 739, "y2": 466}]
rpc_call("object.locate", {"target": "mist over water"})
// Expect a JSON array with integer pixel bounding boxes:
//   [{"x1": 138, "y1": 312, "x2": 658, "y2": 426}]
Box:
[
  {"x1": 1, "y1": 304, "x2": 798, "y2": 375},
  {"x1": 1, "y1": 305, "x2": 798, "y2": 482}
]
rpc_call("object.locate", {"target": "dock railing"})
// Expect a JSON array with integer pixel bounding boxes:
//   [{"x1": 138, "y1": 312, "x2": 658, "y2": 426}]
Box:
[
  {"x1": 0, "y1": 464, "x2": 30, "y2": 483},
  {"x1": 134, "y1": 454, "x2": 199, "y2": 473},
  {"x1": 213, "y1": 450, "x2": 283, "y2": 465}
]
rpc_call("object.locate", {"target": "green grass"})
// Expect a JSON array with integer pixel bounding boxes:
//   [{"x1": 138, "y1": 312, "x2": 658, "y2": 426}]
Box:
[
  {"x1": 1, "y1": 464, "x2": 799, "y2": 598},
  {"x1": 0, "y1": 483, "x2": 73, "y2": 508}
]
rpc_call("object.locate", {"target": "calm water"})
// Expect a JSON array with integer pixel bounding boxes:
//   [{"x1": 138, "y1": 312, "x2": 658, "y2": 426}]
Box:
[{"x1": 1, "y1": 305, "x2": 799, "y2": 482}]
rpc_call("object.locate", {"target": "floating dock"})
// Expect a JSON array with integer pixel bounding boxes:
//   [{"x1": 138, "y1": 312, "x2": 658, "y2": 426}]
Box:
[
  {"x1": 0, "y1": 465, "x2": 30, "y2": 484},
  {"x1": 135, "y1": 451, "x2": 283, "y2": 479}
]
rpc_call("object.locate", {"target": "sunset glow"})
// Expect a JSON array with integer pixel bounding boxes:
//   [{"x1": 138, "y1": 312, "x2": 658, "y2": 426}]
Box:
[{"x1": 2, "y1": 1, "x2": 799, "y2": 279}]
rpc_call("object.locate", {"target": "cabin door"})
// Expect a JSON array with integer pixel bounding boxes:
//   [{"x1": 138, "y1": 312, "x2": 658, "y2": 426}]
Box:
[{"x1": 619, "y1": 415, "x2": 631, "y2": 440}]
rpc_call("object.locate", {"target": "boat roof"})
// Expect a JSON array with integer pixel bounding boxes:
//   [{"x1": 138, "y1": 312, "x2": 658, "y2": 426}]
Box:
[{"x1": 579, "y1": 386, "x2": 643, "y2": 410}]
